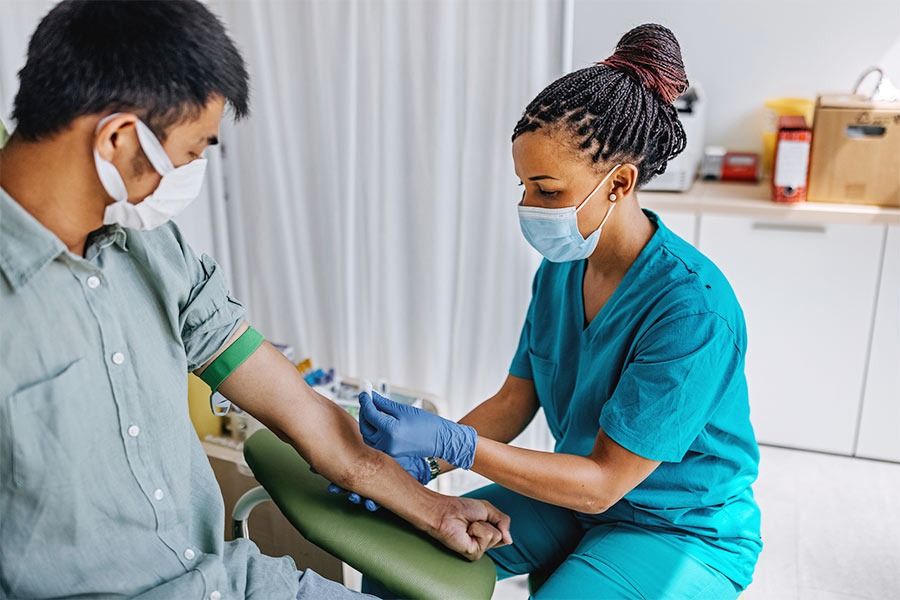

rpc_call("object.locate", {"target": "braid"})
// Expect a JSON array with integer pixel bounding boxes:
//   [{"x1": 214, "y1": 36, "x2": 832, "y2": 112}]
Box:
[{"x1": 512, "y1": 23, "x2": 688, "y2": 187}]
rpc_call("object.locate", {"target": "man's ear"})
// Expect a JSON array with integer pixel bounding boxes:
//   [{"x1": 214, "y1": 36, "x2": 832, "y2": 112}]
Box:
[{"x1": 94, "y1": 113, "x2": 140, "y2": 162}]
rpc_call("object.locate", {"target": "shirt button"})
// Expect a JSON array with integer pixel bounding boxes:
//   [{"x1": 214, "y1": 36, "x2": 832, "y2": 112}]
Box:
[
  {"x1": 112, "y1": 352, "x2": 125, "y2": 365},
  {"x1": 210, "y1": 592, "x2": 222, "y2": 600},
  {"x1": 153, "y1": 488, "x2": 164, "y2": 501},
  {"x1": 184, "y1": 548, "x2": 195, "y2": 560},
  {"x1": 86, "y1": 275, "x2": 101, "y2": 288},
  {"x1": 127, "y1": 425, "x2": 140, "y2": 438}
]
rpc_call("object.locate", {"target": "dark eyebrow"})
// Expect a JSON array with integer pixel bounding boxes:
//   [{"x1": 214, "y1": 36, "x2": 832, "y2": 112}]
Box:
[{"x1": 528, "y1": 175, "x2": 558, "y2": 181}]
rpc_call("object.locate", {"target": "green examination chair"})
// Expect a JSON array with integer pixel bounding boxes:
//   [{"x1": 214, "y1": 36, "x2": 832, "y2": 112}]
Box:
[{"x1": 234, "y1": 429, "x2": 497, "y2": 600}]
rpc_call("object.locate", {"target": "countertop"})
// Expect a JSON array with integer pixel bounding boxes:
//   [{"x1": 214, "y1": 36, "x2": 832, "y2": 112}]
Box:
[{"x1": 638, "y1": 180, "x2": 900, "y2": 227}]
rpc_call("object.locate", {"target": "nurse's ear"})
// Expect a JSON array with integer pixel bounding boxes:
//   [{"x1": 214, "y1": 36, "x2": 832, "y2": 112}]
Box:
[{"x1": 609, "y1": 163, "x2": 639, "y2": 201}]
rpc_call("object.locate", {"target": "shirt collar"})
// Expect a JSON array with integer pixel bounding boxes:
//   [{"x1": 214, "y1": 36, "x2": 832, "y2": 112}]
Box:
[
  {"x1": 84, "y1": 223, "x2": 128, "y2": 261},
  {"x1": 0, "y1": 187, "x2": 128, "y2": 289},
  {"x1": 0, "y1": 187, "x2": 66, "y2": 290}
]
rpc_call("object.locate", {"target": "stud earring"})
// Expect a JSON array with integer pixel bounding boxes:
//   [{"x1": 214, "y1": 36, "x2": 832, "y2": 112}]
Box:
[{"x1": 609, "y1": 193, "x2": 617, "y2": 202}]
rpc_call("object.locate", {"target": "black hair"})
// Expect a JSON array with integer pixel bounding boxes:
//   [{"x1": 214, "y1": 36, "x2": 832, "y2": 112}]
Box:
[
  {"x1": 512, "y1": 23, "x2": 688, "y2": 187},
  {"x1": 12, "y1": 0, "x2": 249, "y2": 141}
]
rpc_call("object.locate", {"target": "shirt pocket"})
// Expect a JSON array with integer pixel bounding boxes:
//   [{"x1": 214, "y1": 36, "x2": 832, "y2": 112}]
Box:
[
  {"x1": 528, "y1": 350, "x2": 561, "y2": 434},
  {"x1": 7, "y1": 358, "x2": 86, "y2": 489}
]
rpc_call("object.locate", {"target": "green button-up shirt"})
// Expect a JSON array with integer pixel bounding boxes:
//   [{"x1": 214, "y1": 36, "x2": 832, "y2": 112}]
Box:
[{"x1": 0, "y1": 188, "x2": 300, "y2": 599}]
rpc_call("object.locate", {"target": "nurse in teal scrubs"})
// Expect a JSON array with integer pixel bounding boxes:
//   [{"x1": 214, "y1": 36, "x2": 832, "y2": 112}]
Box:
[{"x1": 358, "y1": 24, "x2": 761, "y2": 598}]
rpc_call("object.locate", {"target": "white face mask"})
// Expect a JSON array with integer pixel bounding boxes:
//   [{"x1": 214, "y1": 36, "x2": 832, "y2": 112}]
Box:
[{"x1": 94, "y1": 113, "x2": 208, "y2": 230}]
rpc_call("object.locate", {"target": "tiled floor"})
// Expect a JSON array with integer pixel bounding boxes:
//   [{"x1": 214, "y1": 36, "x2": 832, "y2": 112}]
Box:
[{"x1": 491, "y1": 445, "x2": 900, "y2": 599}]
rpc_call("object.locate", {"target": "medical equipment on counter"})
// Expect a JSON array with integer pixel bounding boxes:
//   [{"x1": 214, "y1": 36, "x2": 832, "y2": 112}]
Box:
[
  {"x1": 207, "y1": 367, "x2": 443, "y2": 447},
  {"x1": 641, "y1": 84, "x2": 705, "y2": 192},
  {"x1": 771, "y1": 116, "x2": 811, "y2": 203},
  {"x1": 701, "y1": 149, "x2": 761, "y2": 182},
  {"x1": 312, "y1": 376, "x2": 434, "y2": 421},
  {"x1": 763, "y1": 97, "x2": 816, "y2": 173},
  {"x1": 295, "y1": 355, "x2": 336, "y2": 386}
]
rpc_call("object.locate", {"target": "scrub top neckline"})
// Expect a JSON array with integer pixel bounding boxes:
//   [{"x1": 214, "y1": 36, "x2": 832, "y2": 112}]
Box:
[{"x1": 577, "y1": 210, "x2": 665, "y2": 336}]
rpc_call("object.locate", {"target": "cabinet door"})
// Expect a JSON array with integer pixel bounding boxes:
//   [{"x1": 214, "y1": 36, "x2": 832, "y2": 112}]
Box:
[
  {"x1": 698, "y1": 215, "x2": 882, "y2": 454},
  {"x1": 856, "y1": 226, "x2": 900, "y2": 462},
  {"x1": 654, "y1": 210, "x2": 697, "y2": 246}
]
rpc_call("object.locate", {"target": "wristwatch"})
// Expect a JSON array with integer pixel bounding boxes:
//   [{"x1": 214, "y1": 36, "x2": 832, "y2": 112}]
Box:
[{"x1": 425, "y1": 456, "x2": 441, "y2": 482}]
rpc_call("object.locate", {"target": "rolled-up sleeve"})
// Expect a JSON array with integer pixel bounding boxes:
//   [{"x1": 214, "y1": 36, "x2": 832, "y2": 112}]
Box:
[{"x1": 179, "y1": 252, "x2": 246, "y2": 372}]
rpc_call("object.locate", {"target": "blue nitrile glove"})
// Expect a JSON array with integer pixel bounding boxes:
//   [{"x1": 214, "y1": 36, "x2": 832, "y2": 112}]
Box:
[
  {"x1": 309, "y1": 454, "x2": 430, "y2": 512},
  {"x1": 359, "y1": 390, "x2": 478, "y2": 470}
]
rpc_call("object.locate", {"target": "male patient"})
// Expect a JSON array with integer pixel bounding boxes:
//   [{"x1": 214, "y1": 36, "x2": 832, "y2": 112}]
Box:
[{"x1": 0, "y1": 1, "x2": 509, "y2": 598}]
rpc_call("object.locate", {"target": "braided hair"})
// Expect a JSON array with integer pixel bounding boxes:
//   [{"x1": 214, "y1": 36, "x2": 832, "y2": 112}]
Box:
[{"x1": 513, "y1": 23, "x2": 689, "y2": 187}]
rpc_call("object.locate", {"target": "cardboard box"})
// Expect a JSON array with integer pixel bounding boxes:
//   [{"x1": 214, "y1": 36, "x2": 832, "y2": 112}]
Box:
[
  {"x1": 772, "y1": 116, "x2": 812, "y2": 203},
  {"x1": 808, "y1": 94, "x2": 900, "y2": 208}
]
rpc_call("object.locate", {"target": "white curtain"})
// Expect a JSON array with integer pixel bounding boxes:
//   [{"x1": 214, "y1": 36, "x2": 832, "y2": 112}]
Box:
[{"x1": 210, "y1": 1, "x2": 566, "y2": 483}]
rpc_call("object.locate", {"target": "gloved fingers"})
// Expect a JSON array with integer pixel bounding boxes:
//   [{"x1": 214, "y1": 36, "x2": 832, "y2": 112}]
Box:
[
  {"x1": 396, "y1": 455, "x2": 430, "y2": 485},
  {"x1": 364, "y1": 499, "x2": 380, "y2": 511},
  {"x1": 328, "y1": 483, "x2": 347, "y2": 494},
  {"x1": 348, "y1": 493, "x2": 362, "y2": 504},
  {"x1": 412, "y1": 457, "x2": 431, "y2": 485},
  {"x1": 358, "y1": 411, "x2": 378, "y2": 442},
  {"x1": 309, "y1": 466, "x2": 318, "y2": 475},
  {"x1": 370, "y1": 390, "x2": 408, "y2": 418},
  {"x1": 358, "y1": 392, "x2": 395, "y2": 430}
]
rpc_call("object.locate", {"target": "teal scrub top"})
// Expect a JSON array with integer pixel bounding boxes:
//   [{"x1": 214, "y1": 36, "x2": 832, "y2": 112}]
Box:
[{"x1": 510, "y1": 210, "x2": 762, "y2": 588}]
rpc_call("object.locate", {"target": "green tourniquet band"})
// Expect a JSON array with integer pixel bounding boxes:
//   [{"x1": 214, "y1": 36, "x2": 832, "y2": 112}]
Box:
[{"x1": 199, "y1": 326, "x2": 264, "y2": 391}]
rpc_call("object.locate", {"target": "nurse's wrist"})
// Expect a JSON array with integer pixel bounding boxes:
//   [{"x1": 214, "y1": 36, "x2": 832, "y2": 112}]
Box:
[{"x1": 438, "y1": 423, "x2": 478, "y2": 470}]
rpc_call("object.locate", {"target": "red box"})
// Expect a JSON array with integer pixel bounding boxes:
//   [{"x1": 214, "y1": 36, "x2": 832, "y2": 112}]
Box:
[
  {"x1": 721, "y1": 153, "x2": 761, "y2": 181},
  {"x1": 772, "y1": 116, "x2": 811, "y2": 203}
]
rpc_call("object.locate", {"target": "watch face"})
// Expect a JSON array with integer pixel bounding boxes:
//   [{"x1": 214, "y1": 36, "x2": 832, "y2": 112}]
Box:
[{"x1": 426, "y1": 457, "x2": 441, "y2": 480}]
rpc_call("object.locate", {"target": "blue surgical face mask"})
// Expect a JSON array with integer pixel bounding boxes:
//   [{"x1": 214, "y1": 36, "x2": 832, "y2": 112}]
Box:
[{"x1": 517, "y1": 164, "x2": 621, "y2": 262}]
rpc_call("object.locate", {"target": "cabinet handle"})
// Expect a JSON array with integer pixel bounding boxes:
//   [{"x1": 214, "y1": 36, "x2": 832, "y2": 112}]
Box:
[{"x1": 751, "y1": 222, "x2": 826, "y2": 234}]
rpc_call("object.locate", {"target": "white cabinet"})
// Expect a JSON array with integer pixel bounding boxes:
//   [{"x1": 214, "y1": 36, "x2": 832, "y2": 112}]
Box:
[
  {"x1": 654, "y1": 209, "x2": 697, "y2": 246},
  {"x1": 856, "y1": 226, "x2": 900, "y2": 462},
  {"x1": 698, "y1": 215, "x2": 883, "y2": 455}
]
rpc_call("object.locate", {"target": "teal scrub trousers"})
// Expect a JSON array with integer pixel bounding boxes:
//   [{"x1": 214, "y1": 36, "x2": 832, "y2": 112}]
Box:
[{"x1": 465, "y1": 484, "x2": 743, "y2": 600}]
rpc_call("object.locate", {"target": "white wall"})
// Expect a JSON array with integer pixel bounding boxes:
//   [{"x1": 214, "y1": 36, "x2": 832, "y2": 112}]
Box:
[
  {"x1": 572, "y1": 0, "x2": 900, "y2": 152},
  {"x1": 0, "y1": 1, "x2": 54, "y2": 121}
]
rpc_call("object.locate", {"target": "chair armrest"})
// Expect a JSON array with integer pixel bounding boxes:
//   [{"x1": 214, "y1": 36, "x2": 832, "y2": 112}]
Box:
[
  {"x1": 231, "y1": 485, "x2": 273, "y2": 540},
  {"x1": 242, "y1": 429, "x2": 497, "y2": 600}
]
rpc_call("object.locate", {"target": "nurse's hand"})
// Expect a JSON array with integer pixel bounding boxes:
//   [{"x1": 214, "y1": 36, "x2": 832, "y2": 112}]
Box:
[
  {"x1": 359, "y1": 391, "x2": 478, "y2": 470},
  {"x1": 316, "y1": 455, "x2": 431, "y2": 511}
]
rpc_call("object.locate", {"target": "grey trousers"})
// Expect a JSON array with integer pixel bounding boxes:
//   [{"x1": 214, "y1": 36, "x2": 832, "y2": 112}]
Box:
[{"x1": 297, "y1": 569, "x2": 380, "y2": 600}]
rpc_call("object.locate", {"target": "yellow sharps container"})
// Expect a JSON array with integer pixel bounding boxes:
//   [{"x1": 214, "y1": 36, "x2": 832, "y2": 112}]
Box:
[
  {"x1": 762, "y1": 97, "x2": 815, "y2": 174},
  {"x1": 188, "y1": 373, "x2": 224, "y2": 439}
]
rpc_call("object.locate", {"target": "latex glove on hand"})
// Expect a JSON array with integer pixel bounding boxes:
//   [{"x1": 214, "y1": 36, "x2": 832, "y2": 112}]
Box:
[
  {"x1": 358, "y1": 390, "x2": 478, "y2": 470},
  {"x1": 310, "y1": 455, "x2": 431, "y2": 512}
]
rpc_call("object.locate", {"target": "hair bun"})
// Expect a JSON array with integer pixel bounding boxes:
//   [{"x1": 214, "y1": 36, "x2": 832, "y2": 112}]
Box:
[{"x1": 598, "y1": 23, "x2": 688, "y2": 104}]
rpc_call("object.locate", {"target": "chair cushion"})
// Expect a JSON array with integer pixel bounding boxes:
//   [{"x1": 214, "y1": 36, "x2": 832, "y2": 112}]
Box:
[{"x1": 243, "y1": 429, "x2": 497, "y2": 600}]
